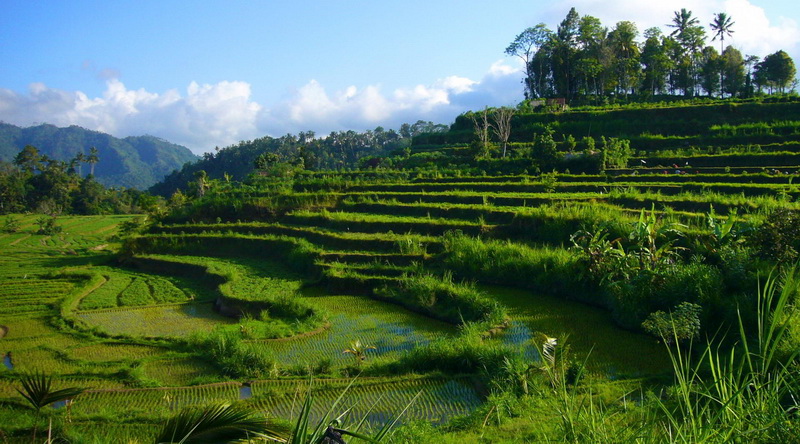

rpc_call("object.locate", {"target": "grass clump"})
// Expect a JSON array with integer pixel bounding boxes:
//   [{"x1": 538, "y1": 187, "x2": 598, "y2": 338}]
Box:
[
  {"x1": 375, "y1": 271, "x2": 506, "y2": 326},
  {"x1": 186, "y1": 329, "x2": 276, "y2": 379}
]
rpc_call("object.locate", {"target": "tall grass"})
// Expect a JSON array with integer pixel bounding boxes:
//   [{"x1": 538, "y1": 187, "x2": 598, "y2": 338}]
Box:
[
  {"x1": 646, "y1": 267, "x2": 800, "y2": 442},
  {"x1": 374, "y1": 271, "x2": 506, "y2": 325},
  {"x1": 440, "y1": 232, "x2": 592, "y2": 302}
]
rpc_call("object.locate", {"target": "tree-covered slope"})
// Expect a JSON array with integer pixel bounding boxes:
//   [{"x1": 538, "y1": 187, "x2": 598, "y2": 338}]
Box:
[{"x1": 0, "y1": 122, "x2": 198, "y2": 189}]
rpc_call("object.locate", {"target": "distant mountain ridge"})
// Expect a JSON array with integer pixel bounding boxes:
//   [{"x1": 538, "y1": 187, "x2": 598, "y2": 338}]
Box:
[{"x1": 0, "y1": 122, "x2": 198, "y2": 189}]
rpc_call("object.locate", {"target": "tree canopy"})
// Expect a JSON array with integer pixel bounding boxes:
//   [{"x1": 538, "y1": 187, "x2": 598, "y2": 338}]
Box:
[{"x1": 506, "y1": 7, "x2": 796, "y2": 102}]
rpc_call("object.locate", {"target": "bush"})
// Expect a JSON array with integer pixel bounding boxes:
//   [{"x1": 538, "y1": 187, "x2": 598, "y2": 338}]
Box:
[
  {"x1": 187, "y1": 329, "x2": 275, "y2": 378},
  {"x1": 2, "y1": 215, "x2": 20, "y2": 233},
  {"x1": 749, "y1": 208, "x2": 800, "y2": 263},
  {"x1": 642, "y1": 302, "x2": 702, "y2": 344},
  {"x1": 35, "y1": 215, "x2": 62, "y2": 235}
]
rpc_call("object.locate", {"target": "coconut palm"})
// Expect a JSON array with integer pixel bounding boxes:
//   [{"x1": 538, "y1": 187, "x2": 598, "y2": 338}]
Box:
[
  {"x1": 87, "y1": 146, "x2": 99, "y2": 176},
  {"x1": 17, "y1": 372, "x2": 85, "y2": 442},
  {"x1": 668, "y1": 8, "x2": 699, "y2": 38},
  {"x1": 342, "y1": 340, "x2": 376, "y2": 365},
  {"x1": 73, "y1": 151, "x2": 86, "y2": 176},
  {"x1": 711, "y1": 12, "x2": 735, "y2": 95},
  {"x1": 710, "y1": 12, "x2": 734, "y2": 53}
]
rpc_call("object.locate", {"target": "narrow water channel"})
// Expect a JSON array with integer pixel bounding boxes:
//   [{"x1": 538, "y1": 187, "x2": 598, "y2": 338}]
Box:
[{"x1": 239, "y1": 385, "x2": 252, "y2": 400}]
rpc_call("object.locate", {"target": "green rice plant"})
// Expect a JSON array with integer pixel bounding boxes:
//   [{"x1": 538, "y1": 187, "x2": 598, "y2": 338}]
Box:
[
  {"x1": 487, "y1": 285, "x2": 669, "y2": 377},
  {"x1": 249, "y1": 293, "x2": 455, "y2": 368},
  {"x1": 77, "y1": 303, "x2": 235, "y2": 338},
  {"x1": 141, "y1": 358, "x2": 224, "y2": 386},
  {"x1": 71, "y1": 383, "x2": 241, "y2": 418},
  {"x1": 117, "y1": 277, "x2": 155, "y2": 306},
  {"x1": 66, "y1": 343, "x2": 163, "y2": 362},
  {"x1": 440, "y1": 231, "x2": 590, "y2": 301},
  {"x1": 149, "y1": 276, "x2": 192, "y2": 304},
  {"x1": 395, "y1": 234, "x2": 428, "y2": 255},
  {"x1": 12, "y1": 347, "x2": 86, "y2": 374}
]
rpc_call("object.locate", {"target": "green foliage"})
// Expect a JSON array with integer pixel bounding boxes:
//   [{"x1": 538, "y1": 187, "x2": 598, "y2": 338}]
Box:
[
  {"x1": 156, "y1": 403, "x2": 282, "y2": 443},
  {"x1": 539, "y1": 171, "x2": 558, "y2": 193},
  {"x1": 441, "y1": 231, "x2": 589, "y2": 299},
  {"x1": 35, "y1": 215, "x2": 62, "y2": 235},
  {"x1": 649, "y1": 269, "x2": 800, "y2": 442},
  {"x1": 187, "y1": 329, "x2": 276, "y2": 378},
  {"x1": 600, "y1": 136, "x2": 632, "y2": 170},
  {"x1": 375, "y1": 271, "x2": 505, "y2": 325},
  {"x1": 2, "y1": 214, "x2": 20, "y2": 232},
  {"x1": 642, "y1": 301, "x2": 702, "y2": 344},
  {"x1": 16, "y1": 372, "x2": 85, "y2": 412},
  {"x1": 749, "y1": 208, "x2": 800, "y2": 263},
  {"x1": 532, "y1": 126, "x2": 560, "y2": 169}
]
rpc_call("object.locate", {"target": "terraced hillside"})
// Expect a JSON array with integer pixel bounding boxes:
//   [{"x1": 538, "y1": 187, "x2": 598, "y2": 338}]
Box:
[{"x1": 3, "y1": 100, "x2": 800, "y2": 442}]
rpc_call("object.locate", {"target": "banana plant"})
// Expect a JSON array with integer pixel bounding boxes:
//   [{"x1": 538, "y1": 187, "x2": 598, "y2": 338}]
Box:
[
  {"x1": 343, "y1": 340, "x2": 377, "y2": 366},
  {"x1": 628, "y1": 206, "x2": 686, "y2": 271}
]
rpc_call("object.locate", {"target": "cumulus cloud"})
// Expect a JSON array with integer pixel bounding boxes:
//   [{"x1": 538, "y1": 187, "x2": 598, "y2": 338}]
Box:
[
  {"x1": 0, "y1": 60, "x2": 524, "y2": 154},
  {"x1": 0, "y1": 79, "x2": 262, "y2": 153},
  {"x1": 261, "y1": 60, "x2": 523, "y2": 138}
]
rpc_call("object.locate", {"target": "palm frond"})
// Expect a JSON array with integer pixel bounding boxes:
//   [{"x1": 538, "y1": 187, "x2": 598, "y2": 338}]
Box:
[
  {"x1": 16, "y1": 372, "x2": 85, "y2": 411},
  {"x1": 156, "y1": 403, "x2": 286, "y2": 444}
]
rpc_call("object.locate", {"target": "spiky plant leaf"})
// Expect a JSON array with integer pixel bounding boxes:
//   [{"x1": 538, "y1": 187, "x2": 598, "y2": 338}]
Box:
[
  {"x1": 156, "y1": 403, "x2": 285, "y2": 443},
  {"x1": 16, "y1": 372, "x2": 84, "y2": 412}
]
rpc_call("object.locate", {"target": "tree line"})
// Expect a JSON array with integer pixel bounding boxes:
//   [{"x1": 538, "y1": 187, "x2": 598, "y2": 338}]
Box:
[
  {"x1": 0, "y1": 145, "x2": 154, "y2": 215},
  {"x1": 506, "y1": 7, "x2": 797, "y2": 102},
  {"x1": 150, "y1": 121, "x2": 447, "y2": 197}
]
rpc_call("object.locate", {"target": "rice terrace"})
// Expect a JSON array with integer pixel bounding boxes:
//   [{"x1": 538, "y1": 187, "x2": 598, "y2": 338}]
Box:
[{"x1": 3, "y1": 4, "x2": 800, "y2": 443}]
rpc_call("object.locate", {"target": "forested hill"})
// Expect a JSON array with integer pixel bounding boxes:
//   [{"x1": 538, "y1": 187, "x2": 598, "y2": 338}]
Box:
[
  {"x1": 0, "y1": 122, "x2": 198, "y2": 189},
  {"x1": 149, "y1": 122, "x2": 446, "y2": 196}
]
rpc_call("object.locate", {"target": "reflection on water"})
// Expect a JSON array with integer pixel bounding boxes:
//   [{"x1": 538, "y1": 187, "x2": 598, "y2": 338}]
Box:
[{"x1": 257, "y1": 295, "x2": 455, "y2": 366}]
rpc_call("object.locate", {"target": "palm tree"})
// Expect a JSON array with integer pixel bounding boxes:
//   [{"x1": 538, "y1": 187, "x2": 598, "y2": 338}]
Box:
[
  {"x1": 87, "y1": 146, "x2": 99, "y2": 176},
  {"x1": 17, "y1": 372, "x2": 84, "y2": 442},
  {"x1": 711, "y1": 12, "x2": 735, "y2": 96},
  {"x1": 710, "y1": 12, "x2": 735, "y2": 53},
  {"x1": 668, "y1": 8, "x2": 699, "y2": 38},
  {"x1": 73, "y1": 152, "x2": 86, "y2": 177},
  {"x1": 342, "y1": 340, "x2": 376, "y2": 365}
]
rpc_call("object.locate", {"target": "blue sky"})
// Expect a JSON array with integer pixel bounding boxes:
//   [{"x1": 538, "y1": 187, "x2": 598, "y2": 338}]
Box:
[{"x1": 1, "y1": 0, "x2": 798, "y2": 154}]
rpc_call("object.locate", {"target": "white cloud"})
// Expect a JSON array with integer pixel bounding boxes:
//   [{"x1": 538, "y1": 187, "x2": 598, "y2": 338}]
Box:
[
  {"x1": 0, "y1": 79, "x2": 262, "y2": 154},
  {"x1": 260, "y1": 61, "x2": 523, "y2": 138},
  {"x1": 0, "y1": 61, "x2": 525, "y2": 154},
  {"x1": 723, "y1": 0, "x2": 800, "y2": 56}
]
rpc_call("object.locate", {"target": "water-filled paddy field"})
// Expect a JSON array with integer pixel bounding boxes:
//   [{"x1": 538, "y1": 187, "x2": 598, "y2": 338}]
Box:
[{"x1": 484, "y1": 285, "x2": 670, "y2": 377}]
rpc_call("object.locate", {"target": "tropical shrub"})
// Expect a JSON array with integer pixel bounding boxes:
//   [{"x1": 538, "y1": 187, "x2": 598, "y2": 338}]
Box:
[
  {"x1": 641, "y1": 302, "x2": 702, "y2": 344},
  {"x1": 749, "y1": 208, "x2": 800, "y2": 263}
]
